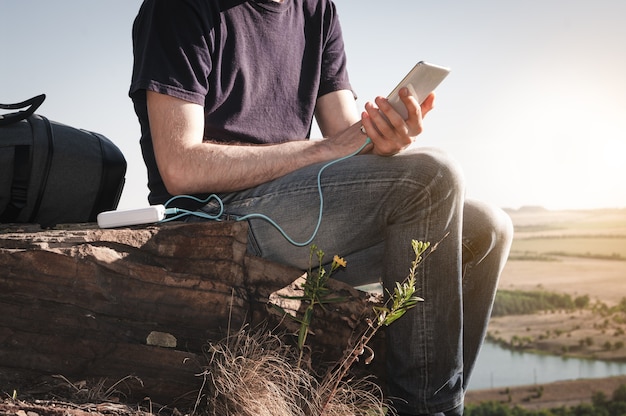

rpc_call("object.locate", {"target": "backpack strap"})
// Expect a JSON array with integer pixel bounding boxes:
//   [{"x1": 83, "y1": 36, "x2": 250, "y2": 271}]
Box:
[
  {"x1": 0, "y1": 95, "x2": 49, "y2": 223},
  {"x1": 0, "y1": 94, "x2": 46, "y2": 127},
  {"x1": 0, "y1": 144, "x2": 32, "y2": 222}
]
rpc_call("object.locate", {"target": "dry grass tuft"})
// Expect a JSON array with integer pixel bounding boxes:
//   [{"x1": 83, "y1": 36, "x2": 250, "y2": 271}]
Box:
[
  {"x1": 199, "y1": 327, "x2": 316, "y2": 416},
  {"x1": 196, "y1": 326, "x2": 390, "y2": 416},
  {"x1": 51, "y1": 374, "x2": 143, "y2": 404},
  {"x1": 318, "y1": 377, "x2": 388, "y2": 416}
]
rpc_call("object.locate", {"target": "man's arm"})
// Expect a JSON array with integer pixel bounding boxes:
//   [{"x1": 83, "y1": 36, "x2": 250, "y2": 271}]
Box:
[
  {"x1": 147, "y1": 90, "x2": 366, "y2": 195},
  {"x1": 315, "y1": 89, "x2": 360, "y2": 137}
]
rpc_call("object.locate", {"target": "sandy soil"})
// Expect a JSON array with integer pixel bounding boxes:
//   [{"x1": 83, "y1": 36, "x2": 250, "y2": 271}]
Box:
[
  {"x1": 488, "y1": 308, "x2": 626, "y2": 361},
  {"x1": 499, "y1": 257, "x2": 626, "y2": 307},
  {"x1": 465, "y1": 375, "x2": 626, "y2": 410},
  {"x1": 0, "y1": 400, "x2": 151, "y2": 416}
]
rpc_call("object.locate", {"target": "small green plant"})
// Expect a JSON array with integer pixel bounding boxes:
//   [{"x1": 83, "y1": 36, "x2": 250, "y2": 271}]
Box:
[
  {"x1": 298, "y1": 249, "x2": 347, "y2": 355},
  {"x1": 276, "y1": 245, "x2": 348, "y2": 367},
  {"x1": 318, "y1": 239, "x2": 430, "y2": 412},
  {"x1": 372, "y1": 239, "x2": 428, "y2": 327}
]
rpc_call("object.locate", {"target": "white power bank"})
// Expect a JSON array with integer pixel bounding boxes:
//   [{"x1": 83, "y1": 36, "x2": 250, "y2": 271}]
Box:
[{"x1": 97, "y1": 205, "x2": 166, "y2": 228}]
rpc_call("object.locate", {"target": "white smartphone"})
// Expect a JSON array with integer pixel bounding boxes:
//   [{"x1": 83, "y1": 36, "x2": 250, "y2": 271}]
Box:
[{"x1": 387, "y1": 61, "x2": 451, "y2": 120}]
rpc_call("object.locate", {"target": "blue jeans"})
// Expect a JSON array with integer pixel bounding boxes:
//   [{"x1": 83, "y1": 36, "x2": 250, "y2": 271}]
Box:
[{"x1": 198, "y1": 146, "x2": 513, "y2": 415}]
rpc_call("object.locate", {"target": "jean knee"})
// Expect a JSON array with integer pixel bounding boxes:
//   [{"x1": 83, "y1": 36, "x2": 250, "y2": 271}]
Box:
[
  {"x1": 401, "y1": 147, "x2": 465, "y2": 203},
  {"x1": 463, "y1": 200, "x2": 514, "y2": 265}
]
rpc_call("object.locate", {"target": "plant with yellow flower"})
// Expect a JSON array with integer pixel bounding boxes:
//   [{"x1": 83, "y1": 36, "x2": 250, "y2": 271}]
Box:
[{"x1": 282, "y1": 246, "x2": 349, "y2": 367}]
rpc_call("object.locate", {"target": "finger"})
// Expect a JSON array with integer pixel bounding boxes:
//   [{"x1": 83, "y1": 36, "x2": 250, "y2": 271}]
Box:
[
  {"x1": 400, "y1": 89, "x2": 425, "y2": 136},
  {"x1": 374, "y1": 96, "x2": 408, "y2": 137},
  {"x1": 362, "y1": 104, "x2": 387, "y2": 142},
  {"x1": 420, "y1": 92, "x2": 436, "y2": 118},
  {"x1": 360, "y1": 109, "x2": 375, "y2": 137},
  {"x1": 361, "y1": 111, "x2": 397, "y2": 156},
  {"x1": 364, "y1": 100, "x2": 391, "y2": 138},
  {"x1": 399, "y1": 87, "x2": 421, "y2": 121}
]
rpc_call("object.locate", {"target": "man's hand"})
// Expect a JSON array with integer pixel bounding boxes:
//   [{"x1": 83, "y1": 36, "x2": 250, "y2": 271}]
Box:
[{"x1": 360, "y1": 88, "x2": 435, "y2": 156}]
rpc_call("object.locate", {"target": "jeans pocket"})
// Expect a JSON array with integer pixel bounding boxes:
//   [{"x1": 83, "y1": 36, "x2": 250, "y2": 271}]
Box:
[{"x1": 245, "y1": 221, "x2": 263, "y2": 257}]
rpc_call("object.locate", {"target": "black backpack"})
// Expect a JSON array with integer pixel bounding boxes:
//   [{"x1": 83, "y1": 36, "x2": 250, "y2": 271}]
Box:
[{"x1": 0, "y1": 94, "x2": 126, "y2": 227}]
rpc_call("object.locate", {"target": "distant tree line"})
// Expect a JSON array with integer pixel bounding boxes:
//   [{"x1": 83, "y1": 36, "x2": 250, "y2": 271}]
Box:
[
  {"x1": 492, "y1": 289, "x2": 626, "y2": 318},
  {"x1": 491, "y1": 290, "x2": 590, "y2": 317},
  {"x1": 465, "y1": 383, "x2": 626, "y2": 416}
]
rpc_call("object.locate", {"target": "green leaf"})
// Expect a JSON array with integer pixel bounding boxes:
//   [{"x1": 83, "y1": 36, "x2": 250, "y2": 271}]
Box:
[{"x1": 384, "y1": 310, "x2": 407, "y2": 326}]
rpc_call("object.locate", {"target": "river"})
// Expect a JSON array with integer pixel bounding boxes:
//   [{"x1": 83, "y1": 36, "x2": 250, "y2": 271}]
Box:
[{"x1": 468, "y1": 341, "x2": 626, "y2": 390}]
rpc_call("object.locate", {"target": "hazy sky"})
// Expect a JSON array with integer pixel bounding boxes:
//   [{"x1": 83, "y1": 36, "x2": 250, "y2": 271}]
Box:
[{"x1": 2, "y1": 1, "x2": 625, "y2": 210}]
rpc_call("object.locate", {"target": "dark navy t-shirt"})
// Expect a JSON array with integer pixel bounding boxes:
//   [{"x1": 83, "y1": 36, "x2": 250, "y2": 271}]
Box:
[{"x1": 129, "y1": 0, "x2": 353, "y2": 204}]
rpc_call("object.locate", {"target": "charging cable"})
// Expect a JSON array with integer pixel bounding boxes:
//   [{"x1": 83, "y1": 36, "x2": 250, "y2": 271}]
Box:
[{"x1": 161, "y1": 137, "x2": 372, "y2": 247}]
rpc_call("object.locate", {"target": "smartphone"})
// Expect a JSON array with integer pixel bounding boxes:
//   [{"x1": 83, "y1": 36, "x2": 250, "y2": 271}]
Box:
[{"x1": 386, "y1": 61, "x2": 451, "y2": 120}]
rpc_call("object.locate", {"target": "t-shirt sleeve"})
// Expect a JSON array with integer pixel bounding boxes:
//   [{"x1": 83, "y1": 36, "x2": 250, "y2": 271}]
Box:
[
  {"x1": 317, "y1": 2, "x2": 353, "y2": 98},
  {"x1": 129, "y1": 0, "x2": 216, "y2": 105}
]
